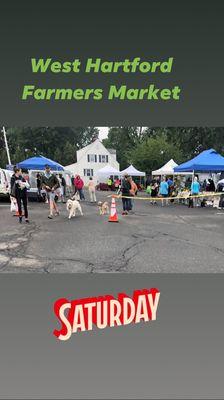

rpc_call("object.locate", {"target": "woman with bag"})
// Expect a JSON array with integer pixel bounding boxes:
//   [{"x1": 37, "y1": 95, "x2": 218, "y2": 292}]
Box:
[
  {"x1": 10, "y1": 196, "x2": 18, "y2": 214},
  {"x1": 10, "y1": 168, "x2": 30, "y2": 223}
]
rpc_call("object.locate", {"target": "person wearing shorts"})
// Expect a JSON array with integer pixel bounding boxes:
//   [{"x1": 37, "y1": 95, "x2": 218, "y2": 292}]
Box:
[
  {"x1": 159, "y1": 177, "x2": 169, "y2": 206},
  {"x1": 191, "y1": 176, "x2": 200, "y2": 207},
  {"x1": 41, "y1": 165, "x2": 60, "y2": 219}
]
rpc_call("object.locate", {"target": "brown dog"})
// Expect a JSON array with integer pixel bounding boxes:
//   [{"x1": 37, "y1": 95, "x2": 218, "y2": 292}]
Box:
[{"x1": 98, "y1": 201, "x2": 110, "y2": 215}]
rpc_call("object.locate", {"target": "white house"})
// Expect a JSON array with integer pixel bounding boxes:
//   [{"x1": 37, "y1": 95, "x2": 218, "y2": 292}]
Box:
[{"x1": 65, "y1": 139, "x2": 120, "y2": 184}]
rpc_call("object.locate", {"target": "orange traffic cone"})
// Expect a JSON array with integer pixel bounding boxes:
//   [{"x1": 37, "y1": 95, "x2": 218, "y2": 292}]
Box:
[{"x1": 108, "y1": 197, "x2": 119, "y2": 223}]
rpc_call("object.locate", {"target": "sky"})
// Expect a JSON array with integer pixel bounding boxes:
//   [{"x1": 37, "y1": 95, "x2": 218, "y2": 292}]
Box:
[
  {"x1": 98, "y1": 127, "x2": 109, "y2": 140},
  {"x1": 98, "y1": 127, "x2": 146, "y2": 140}
]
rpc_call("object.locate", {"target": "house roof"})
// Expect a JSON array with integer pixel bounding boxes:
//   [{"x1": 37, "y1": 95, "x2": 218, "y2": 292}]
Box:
[
  {"x1": 107, "y1": 148, "x2": 117, "y2": 155},
  {"x1": 65, "y1": 139, "x2": 119, "y2": 171}
]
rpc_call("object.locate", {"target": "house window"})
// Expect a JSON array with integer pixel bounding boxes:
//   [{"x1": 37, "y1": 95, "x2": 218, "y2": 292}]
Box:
[
  {"x1": 87, "y1": 154, "x2": 97, "y2": 162},
  {"x1": 84, "y1": 169, "x2": 94, "y2": 177},
  {"x1": 99, "y1": 154, "x2": 109, "y2": 163}
]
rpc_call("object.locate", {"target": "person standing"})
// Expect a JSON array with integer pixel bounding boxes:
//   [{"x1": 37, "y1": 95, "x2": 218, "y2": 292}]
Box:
[
  {"x1": 71, "y1": 175, "x2": 75, "y2": 193},
  {"x1": 121, "y1": 174, "x2": 131, "y2": 215},
  {"x1": 127, "y1": 176, "x2": 137, "y2": 211},
  {"x1": 41, "y1": 165, "x2": 60, "y2": 219},
  {"x1": 191, "y1": 176, "x2": 200, "y2": 207},
  {"x1": 59, "y1": 174, "x2": 66, "y2": 203},
  {"x1": 159, "y1": 177, "x2": 169, "y2": 206},
  {"x1": 167, "y1": 176, "x2": 174, "y2": 196},
  {"x1": 36, "y1": 173, "x2": 42, "y2": 200},
  {"x1": 10, "y1": 168, "x2": 30, "y2": 223},
  {"x1": 150, "y1": 180, "x2": 159, "y2": 205},
  {"x1": 208, "y1": 178, "x2": 216, "y2": 192},
  {"x1": 217, "y1": 178, "x2": 224, "y2": 210},
  {"x1": 107, "y1": 177, "x2": 113, "y2": 191},
  {"x1": 56, "y1": 174, "x2": 62, "y2": 202},
  {"x1": 88, "y1": 177, "x2": 97, "y2": 203},
  {"x1": 114, "y1": 178, "x2": 120, "y2": 191},
  {"x1": 74, "y1": 175, "x2": 85, "y2": 200}
]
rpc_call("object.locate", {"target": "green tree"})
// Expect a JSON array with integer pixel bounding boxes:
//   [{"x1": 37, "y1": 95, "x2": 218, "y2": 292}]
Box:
[
  {"x1": 103, "y1": 127, "x2": 144, "y2": 169},
  {"x1": 61, "y1": 141, "x2": 76, "y2": 165},
  {"x1": 0, "y1": 126, "x2": 99, "y2": 167},
  {"x1": 54, "y1": 148, "x2": 63, "y2": 164},
  {"x1": 127, "y1": 134, "x2": 184, "y2": 173},
  {"x1": 165, "y1": 127, "x2": 224, "y2": 158}
]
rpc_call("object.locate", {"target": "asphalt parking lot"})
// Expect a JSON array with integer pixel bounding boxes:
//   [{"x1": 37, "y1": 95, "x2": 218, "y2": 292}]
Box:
[{"x1": 0, "y1": 191, "x2": 224, "y2": 273}]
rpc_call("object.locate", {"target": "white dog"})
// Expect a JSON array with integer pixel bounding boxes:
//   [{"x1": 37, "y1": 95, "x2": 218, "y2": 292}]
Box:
[{"x1": 66, "y1": 193, "x2": 83, "y2": 219}]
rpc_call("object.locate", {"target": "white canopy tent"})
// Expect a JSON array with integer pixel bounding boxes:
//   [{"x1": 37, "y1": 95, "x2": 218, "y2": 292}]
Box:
[
  {"x1": 97, "y1": 165, "x2": 121, "y2": 178},
  {"x1": 97, "y1": 165, "x2": 121, "y2": 184},
  {"x1": 120, "y1": 164, "x2": 145, "y2": 177},
  {"x1": 152, "y1": 159, "x2": 193, "y2": 176}
]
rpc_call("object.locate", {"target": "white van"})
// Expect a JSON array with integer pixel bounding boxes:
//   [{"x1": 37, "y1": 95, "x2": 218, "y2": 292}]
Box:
[{"x1": 0, "y1": 168, "x2": 13, "y2": 198}]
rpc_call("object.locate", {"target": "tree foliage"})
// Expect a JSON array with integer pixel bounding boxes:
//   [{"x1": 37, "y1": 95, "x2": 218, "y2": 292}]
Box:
[
  {"x1": 127, "y1": 133, "x2": 184, "y2": 173},
  {"x1": 0, "y1": 127, "x2": 99, "y2": 167},
  {"x1": 102, "y1": 127, "x2": 144, "y2": 169},
  {"x1": 165, "y1": 127, "x2": 224, "y2": 158},
  {"x1": 1, "y1": 126, "x2": 224, "y2": 173},
  {"x1": 103, "y1": 127, "x2": 224, "y2": 173}
]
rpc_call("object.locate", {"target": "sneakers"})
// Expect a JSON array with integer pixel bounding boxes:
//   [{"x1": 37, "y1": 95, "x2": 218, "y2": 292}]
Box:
[
  {"x1": 19, "y1": 217, "x2": 30, "y2": 223},
  {"x1": 48, "y1": 215, "x2": 53, "y2": 219},
  {"x1": 122, "y1": 211, "x2": 128, "y2": 215}
]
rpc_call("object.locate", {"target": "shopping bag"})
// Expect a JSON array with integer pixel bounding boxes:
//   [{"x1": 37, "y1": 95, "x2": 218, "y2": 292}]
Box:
[{"x1": 10, "y1": 197, "x2": 18, "y2": 213}]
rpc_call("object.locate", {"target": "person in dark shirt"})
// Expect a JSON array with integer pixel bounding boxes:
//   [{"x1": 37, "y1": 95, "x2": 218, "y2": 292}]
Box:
[
  {"x1": 217, "y1": 179, "x2": 224, "y2": 209},
  {"x1": 208, "y1": 178, "x2": 216, "y2": 192},
  {"x1": 59, "y1": 173, "x2": 66, "y2": 203},
  {"x1": 41, "y1": 165, "x2": 60, "y2": 219},
  {"x1": 11, "y1": 168, "x2": 30, "y2": 223},
  {"x1": 121, "y1": 174, "x2": 131, "y2": 215},
  {"x1": 36, "y1": 173, "x2": 42, "y2": 199}
]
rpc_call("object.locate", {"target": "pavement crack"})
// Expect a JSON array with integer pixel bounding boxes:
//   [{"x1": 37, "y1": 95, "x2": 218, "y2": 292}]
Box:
[
  {"x1": 0, "y1": 221, "x2": 41, "y2": 271},
  {"x1": 115, "y1": 238, "x2": 147, "y2": 272}
]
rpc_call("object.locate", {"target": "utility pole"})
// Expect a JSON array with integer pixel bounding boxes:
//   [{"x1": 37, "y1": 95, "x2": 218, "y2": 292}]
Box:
[{"x1": 2, "y1": 126, "x2": 11, "y2": 165}]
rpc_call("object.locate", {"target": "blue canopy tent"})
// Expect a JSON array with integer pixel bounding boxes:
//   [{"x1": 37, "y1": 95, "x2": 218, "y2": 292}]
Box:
[
  {"x1": 174, "y1": 149, "x2": 224, "y2": 173},
  {"x1": 17, "y1": 155, "x2": 64, "y2": 171}
]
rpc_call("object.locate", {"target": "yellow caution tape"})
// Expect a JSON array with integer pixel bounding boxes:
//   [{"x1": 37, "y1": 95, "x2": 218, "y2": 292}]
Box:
[{"x1": 107, "y1": 192, "x2": 223, "y2": 202}]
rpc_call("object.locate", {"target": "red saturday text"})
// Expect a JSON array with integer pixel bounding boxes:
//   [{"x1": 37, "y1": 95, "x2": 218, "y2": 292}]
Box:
[{"x1": 53, "y1": 288, "x2": 160, "y2": 341}]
